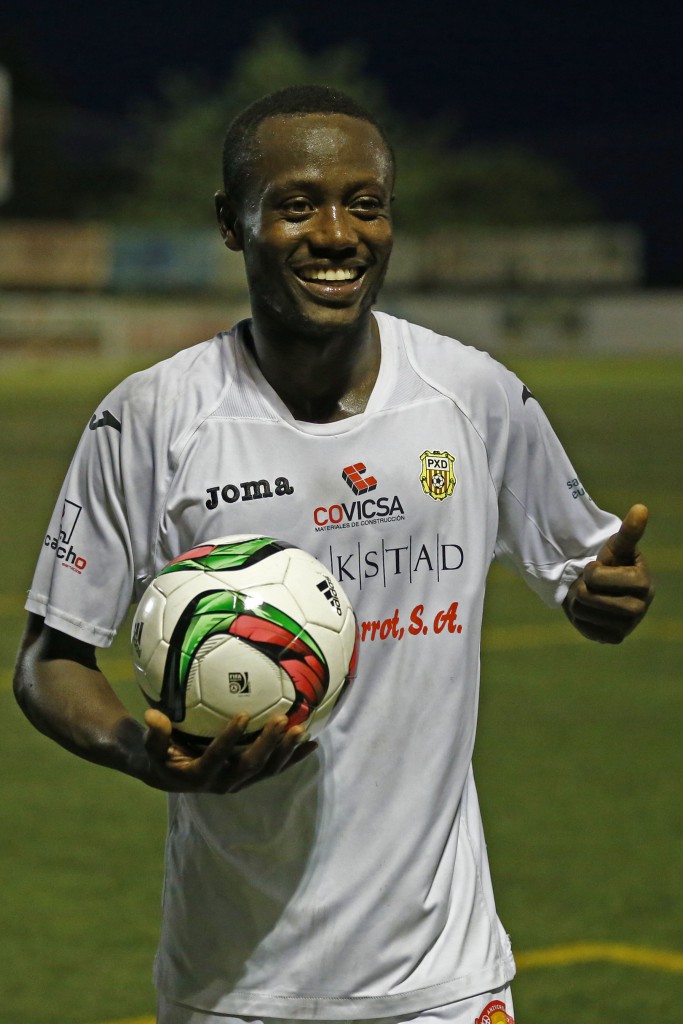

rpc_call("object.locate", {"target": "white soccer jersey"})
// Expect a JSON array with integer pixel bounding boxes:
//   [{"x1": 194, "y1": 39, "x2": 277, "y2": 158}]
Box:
[{"x1": 27, "y1": 313, "x2": 619, "y2": 1019}]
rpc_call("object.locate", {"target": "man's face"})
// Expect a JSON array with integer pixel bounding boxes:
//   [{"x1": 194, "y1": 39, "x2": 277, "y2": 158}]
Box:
[{"x1": 222, "y1": 113, "x2": 394, "y2": 339}]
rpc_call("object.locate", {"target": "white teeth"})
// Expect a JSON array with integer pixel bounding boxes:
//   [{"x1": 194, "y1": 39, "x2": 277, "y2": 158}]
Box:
[{"x1": 300, "y1": 268, "x2": 360, "y2": 282}]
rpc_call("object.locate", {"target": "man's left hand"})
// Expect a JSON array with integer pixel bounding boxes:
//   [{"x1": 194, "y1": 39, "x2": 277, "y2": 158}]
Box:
[{"x1": 563, "y1": 503, "x2": 655, "y2": 644}]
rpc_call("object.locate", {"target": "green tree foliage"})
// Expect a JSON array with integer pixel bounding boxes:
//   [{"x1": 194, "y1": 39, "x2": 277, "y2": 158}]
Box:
[
  {"x1": 429, "y1": 146, "x2": 597, "y2": 226},
  {"x1": 113, "y1": 24, "x2": 386, "y2": 226},
  {"x1": 113, "y1": 22, "x2": 597, "y2": 230}
]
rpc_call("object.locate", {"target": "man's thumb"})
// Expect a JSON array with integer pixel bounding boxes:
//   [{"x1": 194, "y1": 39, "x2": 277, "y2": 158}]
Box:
[
  {"x1": 144, "y1": 708, "x2": 173, "y2": 761},
  {"x1": 599, "y1": 503, "x2": 649, "y2": 566}
]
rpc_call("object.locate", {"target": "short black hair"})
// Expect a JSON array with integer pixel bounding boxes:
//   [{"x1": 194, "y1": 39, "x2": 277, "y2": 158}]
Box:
[{"x1": 222, "y1": 84, "x2": 395, "y2": 203}]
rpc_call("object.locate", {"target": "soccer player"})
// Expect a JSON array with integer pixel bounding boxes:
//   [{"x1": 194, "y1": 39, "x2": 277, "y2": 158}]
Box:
[{"x1": 14, "y1": 86, "x2": 654, "y2": 1024}]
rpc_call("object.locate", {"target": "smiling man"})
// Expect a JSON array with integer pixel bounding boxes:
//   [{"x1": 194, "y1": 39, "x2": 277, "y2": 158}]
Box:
[
  {"x1": 15, "y1": 86, "x2": 654, "y2": 1024},
  {"x1": 215, "y1": 100, "x2": 394, "y2": 421}
]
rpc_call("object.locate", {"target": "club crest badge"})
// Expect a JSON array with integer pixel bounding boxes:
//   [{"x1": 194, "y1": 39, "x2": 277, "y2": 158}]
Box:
[
  {"x1": 420, "y1": 450, "x2": 456, "y2": 501},
  {"x1": 475, "y1": 1000, "x2": 515, "y2": 1024}
]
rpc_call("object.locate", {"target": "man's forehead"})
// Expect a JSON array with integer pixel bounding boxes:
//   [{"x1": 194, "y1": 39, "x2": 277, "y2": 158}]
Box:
[{"x1": 252, "y1": 112, "x2": 392, "y2": 176}]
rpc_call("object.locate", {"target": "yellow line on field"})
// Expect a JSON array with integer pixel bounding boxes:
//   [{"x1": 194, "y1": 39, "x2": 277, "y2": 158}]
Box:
[
  {"x1": 100, "y1": 1018, "x2": 154, "y2": 1024},
  {"x1": 482, "y1": 622, "x2": 583, "y2": 650},
  {"x1": 516, "y1": 941, "x2": 683, "y2": 972},
  {"x1": 96, "y1": 943, "x2": 683, "y2": 1024},
  {"x1": 1, "y1": 618, "x2": 682, "y2": 695},
  {"x1": 481, "y1": 618, "x2": 681, "y2": 651}
]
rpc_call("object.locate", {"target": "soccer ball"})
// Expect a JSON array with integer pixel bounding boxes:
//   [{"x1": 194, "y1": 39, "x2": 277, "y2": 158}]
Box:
[{"x1": 131, "y1": 535, "x2": 359, "y2": 746}]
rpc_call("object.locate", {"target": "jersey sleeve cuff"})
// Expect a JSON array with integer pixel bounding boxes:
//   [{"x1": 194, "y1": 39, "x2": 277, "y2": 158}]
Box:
[{"x1": 25, "y1": 593, "x2": 117, "y2": 648}]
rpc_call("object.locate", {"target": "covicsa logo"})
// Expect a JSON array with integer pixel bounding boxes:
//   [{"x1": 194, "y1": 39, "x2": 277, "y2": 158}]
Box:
[{"x1": 314, "y1": 462, "x2": 405, "y2": 529}]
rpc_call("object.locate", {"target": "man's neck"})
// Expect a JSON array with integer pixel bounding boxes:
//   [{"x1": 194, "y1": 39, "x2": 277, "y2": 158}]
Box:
[{"x1": 246, "y1": 316, "x2": 381, "y2": 423}]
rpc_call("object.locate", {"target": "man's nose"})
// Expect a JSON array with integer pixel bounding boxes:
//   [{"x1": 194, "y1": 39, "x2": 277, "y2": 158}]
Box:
[{"x1": 308, "y1": 205, "x2": 358, "y2": 251}]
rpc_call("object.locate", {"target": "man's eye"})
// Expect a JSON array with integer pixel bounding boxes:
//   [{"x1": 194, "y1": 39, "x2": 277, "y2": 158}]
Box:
[
  {"x1": 282, "y1": 199, "x2": 313, "y2": 217},
  {"x1": 351, "y1": 197, "x2": 383, "y2": 217}
]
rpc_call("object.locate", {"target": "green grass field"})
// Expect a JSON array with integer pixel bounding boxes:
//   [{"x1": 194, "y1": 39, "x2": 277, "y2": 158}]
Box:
[{"x1": 0, "y1": 353, "x2": 681, "y2": 1024}]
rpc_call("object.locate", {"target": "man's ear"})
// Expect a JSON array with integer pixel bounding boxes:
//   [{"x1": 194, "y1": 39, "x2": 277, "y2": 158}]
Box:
[{"x1": 215, "y1": 190, "x2": 244, "y2": 251}]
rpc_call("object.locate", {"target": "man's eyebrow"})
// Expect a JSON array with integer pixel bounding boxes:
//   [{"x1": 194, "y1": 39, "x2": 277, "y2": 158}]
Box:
[
  {"x1": 265, "y1": 177, "x2": 324, "y2": 194},
  {"x1": 266, "y1": 176, "x2": 390, "y2": 195}
]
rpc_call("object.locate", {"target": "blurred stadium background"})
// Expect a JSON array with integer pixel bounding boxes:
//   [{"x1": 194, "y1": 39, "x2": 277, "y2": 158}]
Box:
[{"x1": 0, "y1": 17, "x2": 681, "y2": 1024}]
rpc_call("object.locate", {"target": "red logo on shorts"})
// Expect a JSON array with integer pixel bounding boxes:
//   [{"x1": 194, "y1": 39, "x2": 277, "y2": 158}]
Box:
[{"x1": 475, "y1": 1001, "x2": 514, "y2": 1024}]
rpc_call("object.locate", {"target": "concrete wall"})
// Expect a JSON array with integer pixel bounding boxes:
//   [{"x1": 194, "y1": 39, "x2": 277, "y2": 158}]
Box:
[
  {"x1": 387, "y1": 291, "x2": 683, "y2": 354},
  {"x1": 0, "y1": 222, "x2": 642, "y2": 292},
  {"x1": 1, "y1": 288, "x2": 682, "y2": 358}
]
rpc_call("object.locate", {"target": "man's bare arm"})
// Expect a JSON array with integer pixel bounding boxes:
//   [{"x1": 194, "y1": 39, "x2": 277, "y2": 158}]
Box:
[{"x1": 14, "y1": 614, "x2": 316, "y2": 792}]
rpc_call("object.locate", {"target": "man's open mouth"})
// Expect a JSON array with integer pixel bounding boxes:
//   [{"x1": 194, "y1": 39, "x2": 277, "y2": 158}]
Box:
[{"x1": 295, "y1": 267, "x2": 365, "y2": 283}]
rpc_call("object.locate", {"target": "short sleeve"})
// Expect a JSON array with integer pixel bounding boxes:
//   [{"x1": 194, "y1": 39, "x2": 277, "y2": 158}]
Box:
[
  {"x1": 25, "y1": 391, "x2": 153, "y2": 647},
  {"x1": 494, "y1": 371, "x2": 620, "y2": 606}
]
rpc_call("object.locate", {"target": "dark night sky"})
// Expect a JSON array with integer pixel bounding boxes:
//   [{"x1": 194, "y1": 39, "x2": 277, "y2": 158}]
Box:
[{"x1": 2, "y1": 0, "x2": 682, "y2": 281}]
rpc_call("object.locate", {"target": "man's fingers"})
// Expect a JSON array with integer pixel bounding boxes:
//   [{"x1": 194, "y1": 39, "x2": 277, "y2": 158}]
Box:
[
  {"x1": 567, "y1": 615, "x2": 632, "y2": 645},
  {"x1": 582, "y1": 558, "x2": 652, "y2": 597},
  {"x1": 224, "y1": 720, "x2": 317, "y2": 792},
  {"x1": 563, "y1": 507, "x2": 654, "y2": 645},
  {"x1": 599, "y1": 503, "x2": 649, "y2": 566},
  {"x1": 190, "y1": 714, "x2": 290, "y2": 791},
  {"x1": 188, "y1": 713, "x2": 252, "y2": 782},
  {"x1": 142, "y1": 710, "x2": 317, "y2": 792},
  {"x1": 257, "y1": 725, "x2": 313, "y2": 775},
  {"x1": 571, "y1": 581, "x2": 648, "y2": 618},
  {"x1": 226, "y1": 716, "x2": 291, "y2": 783}
]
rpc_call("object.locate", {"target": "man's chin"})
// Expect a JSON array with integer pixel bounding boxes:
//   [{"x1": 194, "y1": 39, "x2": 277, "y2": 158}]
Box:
[
  {"x1": 292, "y1": 278, "x2": 387, "y2": 337},
  {"x1": 256, "y1": 297, "x2": 375, "y2": 342},
  {"x1": 298, "y1": 306, "x2": 375, "y2": 341}
]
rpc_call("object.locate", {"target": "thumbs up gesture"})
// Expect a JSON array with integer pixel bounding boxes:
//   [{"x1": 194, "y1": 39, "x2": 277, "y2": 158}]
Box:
[{"x1": 563, "y1": 504, "x2": 655, "y2": 644}]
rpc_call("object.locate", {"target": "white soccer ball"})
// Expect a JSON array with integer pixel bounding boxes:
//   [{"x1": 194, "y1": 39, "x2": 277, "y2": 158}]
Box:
[{"x1": 131, "y1": 535, "x2": 359, "y2": 747}]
